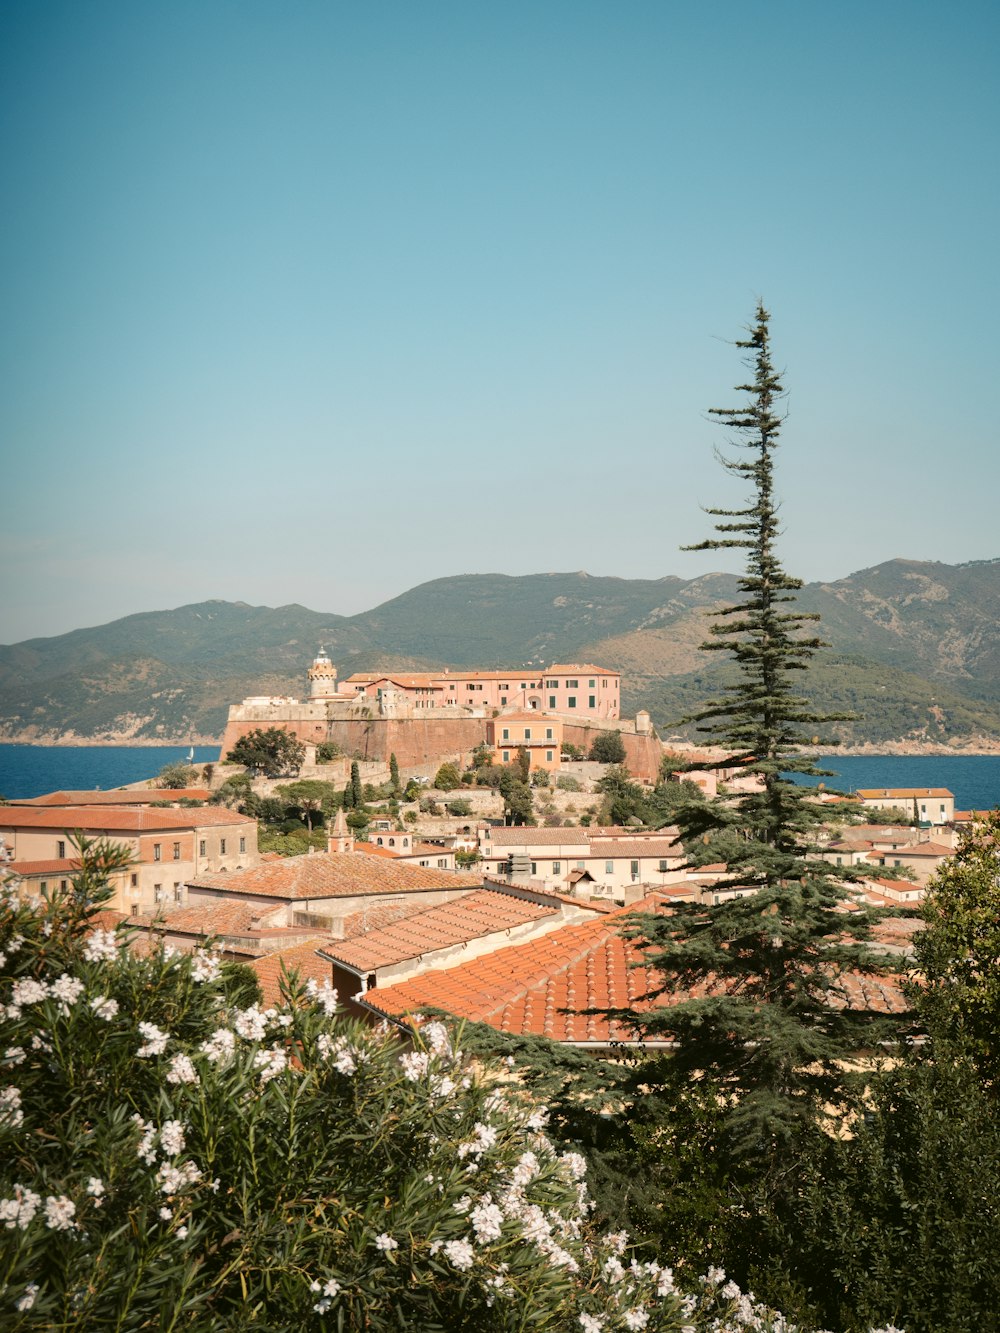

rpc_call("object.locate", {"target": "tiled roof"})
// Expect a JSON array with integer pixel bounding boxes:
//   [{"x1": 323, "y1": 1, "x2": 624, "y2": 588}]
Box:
[
  {"x1": 131, "y1": 901, "x2": 285, "y2": 935},
  {"x1": 0, "y1": 808, "x2": 255, "y2": 832},
  {"x1": 8, "y1": 859, "x2": 82, "y2": 876},
  {"x1": 365, "y1": 899, "x2": 909, "y2": 1043},
  {"x1": 483, "y1": 827, "x2": 588, "y2": 847},
  {"x1": 857, "y1": 788, "x2": 953, "y2": 799},
  {"x1": 364, "y1": 906, "x2": 660, "y2": 1043},
  {"x1": 188, "y1": 853, "x2": 481, "y2": 901},
  {"x1": 545, "y1": 664, "x2": 618, "y2": 676},
  {"x1": 353, "y1": 843, "x2": 399, "y2": 859},
  {"x1": 341, "y1": 899, "x2": 448, "y2": 937},
  {"x1": 320, "y1": 889, "x2": 559, "y2": 973},
  {"x1": 14, "y1": 789, "x2": 211, "y2": 807},
  {"x1": 251, "y1": 940, "x2": 335, "y2": 1006}
]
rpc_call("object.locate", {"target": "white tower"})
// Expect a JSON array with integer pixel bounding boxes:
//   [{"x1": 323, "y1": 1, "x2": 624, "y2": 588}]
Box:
[{"x1": 308, "y1": 647, "x2": 339, "y2": 700}]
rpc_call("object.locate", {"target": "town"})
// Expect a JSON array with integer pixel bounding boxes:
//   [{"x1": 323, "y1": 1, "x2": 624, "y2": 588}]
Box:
[{"x1": 1, "y1": 648, "x2": 970, "y2": 1036}]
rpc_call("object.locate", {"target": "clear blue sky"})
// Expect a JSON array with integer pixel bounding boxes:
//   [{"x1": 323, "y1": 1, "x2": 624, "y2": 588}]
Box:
[{"x1": 2, "y1": 0, "x2": 998, "y2": 643}]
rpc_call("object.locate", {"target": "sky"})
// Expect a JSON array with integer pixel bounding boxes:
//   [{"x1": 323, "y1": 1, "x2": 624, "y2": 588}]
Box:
[{"x1": 2, "y1": 0, "x2": 998, "y2": 644}]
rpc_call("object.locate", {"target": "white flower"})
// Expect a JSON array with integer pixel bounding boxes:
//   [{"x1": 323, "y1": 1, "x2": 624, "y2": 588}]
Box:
[
  {"x1": 0, "y1": 1185, "x2": 40, "y2": 1229},
  {"x1": 306, "y1": 978, "x2": 339, "y2": 1015},
  {"x1": 0, "y1": 1086, "x2": 24, "y2": 1129},
  {"x1": 83, "y1": 929, "x2": 118, "y2": 962},
  {"x1": 623, "y1": 1312, "x2": 649, "y2": 1331},
  {"x1": 133, "y1": 1116, "x2": 157, "y2": 1165},
  {"x1": 253, "y1": 1045, "x2": 288, "y2": 1084},
  {"x1": 559, "y1": 1151, "x2": 588, "y2": 1180},
  {"x1": 15, "y1": 1283, "x2": 39, "y2": 1312},
  {"x1": 443, "y1": 1238, "x2": 475, "y2": 1271},
  {"x1": 166, "y1": 1054, "x2": 199, "y2": 1086},
  {"x1": 399, "y1": 1050, "x2": 429, "y2": 1081},
  {"x1": 136, "y1": 1022, "x2": 169, "y2": 1058},
  {"x1": 176, "y1": 1225, "x2": 188, "y2": 1239},
  {"x1": 156, "y1": 1160, "x2": 201, "y2": 1195},
  {"x1": 233, "y1": 1006, "x2": 267, "y2": 1041},
  {"x1": 86, "y1": 1178, "x2": 104, "y2": 1198},
  {"x1": 705, "y1": 1265, "x2": 726, "y2": 1286},
  {"x1": 322, "y1": 1278, "x2": 340, "y2": 1297},
  {"x1": 422, "y1": 1021, "x2": 451, "y2": 1055},
  {"x1": 373, "y1": 1233, "x2": 398, "y2": 1252},
  {"x1": 159, "y1": 1120, "x2": 186, "y2": 1157},
  {"x1": 453, "y1": 1194, "x2": 471, "y2": 1214},
  {"x1": 50, "y1": 973, "x2": 86, "y2": 1012},
  {"x1": 430, "y1": 1074, "x2": 456, "y2": 1098},
  {"x1": 472, "y1": 1122, "x2": 497, "y2": 1153},
  {"x1": 579, "y1": 1315, "x2": 604, "y2": 1332},
  {"x1": 199, "y1": 1028, "x2": 236, "y2": 1064},
  {"x1": 90, "y1": 996, "x2": 118, "y2": 1021},
  {"x1": 44, "y1": 1195, "x2": 76, "y2": 1231},
  {"x1": 3, "y1": 1046, "x2": 25, "y2": 1066},
  {"x1": 160, "y1": 1206, "x2": 173, "y2": 1220},
  {"x1": 526, "y1": 1106, "x2": 549, "y2": 1131},
  {"x1": 11, "y1": 977, "x2": 48, "y2": 1007},
  {"x1": 721, "y1": 1279, "x2": 741, "y2": 1300},
  {"x1": 471, "y1": 1199, "x2": 504, "y2": 1244},
  {"x1": 510, "y1": 1150, "x2": 540, "y2": 1186},
  {"x1": 190, "y1": 948, "x2": 221, "y2": 983},
  {"x1": 606, "y1": 1230, "x2": 629, "y2": 1255}
]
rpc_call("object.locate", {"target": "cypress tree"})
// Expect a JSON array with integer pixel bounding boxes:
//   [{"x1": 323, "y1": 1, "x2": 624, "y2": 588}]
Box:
[
  {"x1": 350, "y1": 760, "x2": 363, "y2": 808},
  {"x1": 624, "y1": 303, "x2": 905, "y2": 1162},
  {"x1": 389, "y1": 752, "x2": 401, "y2": 797}
]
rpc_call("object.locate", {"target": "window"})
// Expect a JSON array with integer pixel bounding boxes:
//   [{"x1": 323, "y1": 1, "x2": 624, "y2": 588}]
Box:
[
  {"x1": 502, "y1": 728, "x2": 509, "y2": 740},
  {"x1": 531, "y1": 862, "x2": 537, "y2": 875},
  {"x1": 589, "y1": 696, "x2": 596, "y2": 708},
  {"x1": 239, "y1": 837, "x2": 246, "y2": 854},
  {"x1": 154, "y1": 884, "x2": 163, "y2": 902},
  {"x1": 589, "y1": 679, "x2": 595, "y2": 688},
  {"x1": 631, "y1": 860, "x2": 639, "y2": 876},
  {"x1": 131, "y1": 873, "x2": 138, "y2": 887},
  {"x1": 605, "y1": 860, "x2": 614, "y2": 874},
  {"x1": 576, "y1": 861, "x2": 585, "y2": 870},
  {"x1": 60, "y1": 880, "x2": 67, "y2": 891},
  {"x1": 57, "y1": 840, "x2": 66, "y2": 859},
  {"x1": 220, "y1": 839, "x2": 227, "y2": 855},
  {"x1": 520, "y1": 683, "x2": 526, "y2": 690},
  {"x1": 546, "y1": 750, "x2": 554, "y2": 762},
  {"x1": 172, "y1": 842, "x2": 181, "y2": 860},
  {"x1": 153, "y1": 844, "x2": 161, "y2": 862},
  {"x1": 449, "y1": 683, "x2": 455, "y2": 690},
  {"x1": 545, "y1": 679, "x2": 557, "y2": 688},
  {"x1": 567, "y1": 696, "x2": 577, "y2": 709},
  {"x1": 437, "y1": 859, "x2": 447, "y2": 868},
  {"x1": 658, "y1": 859, "x2": 668, "y2": 872},
  {"x1": 548, "y1": 695, "x2": 556, "y2": 708},
  {"x1": 174, "y1": 884, "x2": 183, "y2": 902},
  {"x1": 553, "y1": 862, "x2": 561, "y2": 874},
  {"x1": 545, "y1": 727, "x2": 553, "y2": 739},
  {"x1": 500, "y1": 696, "x2": 507, "y2": 705},
  {"x1": 199, "y1": 840, "x2": 206, "y2": 856},
  {"x1": 566, "y1": 678, "x2": 578, "y2": 688},
  {"x1": 40, "y1": 881, "x2": 48, "y2": 895},
  {"x1": 131, "y1": 904, "x2": 139, "y2": 918},
  {"x1": 388, "y1": 837, "x2": 395, "y2": 846},
  {"x1": 523, "y1": 728, "x2": 531, "y2": 740},
  {"x1": 502, "y1": 750, "x2": 510, "y2": 763}
]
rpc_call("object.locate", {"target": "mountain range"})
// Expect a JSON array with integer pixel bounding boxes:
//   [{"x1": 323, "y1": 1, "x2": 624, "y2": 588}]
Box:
[{"x1": 2, "y1": 558, "x2": 999, "y2": 749}]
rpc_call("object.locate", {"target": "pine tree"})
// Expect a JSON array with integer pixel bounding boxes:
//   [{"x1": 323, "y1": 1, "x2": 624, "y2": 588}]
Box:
[{"x1": 624, "y1": 303, "x2": 905, "y2": 1162}]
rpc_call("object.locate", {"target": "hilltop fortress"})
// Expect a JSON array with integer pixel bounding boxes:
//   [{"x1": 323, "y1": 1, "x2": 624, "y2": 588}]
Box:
[{"x1": 220, "y1": 650, "x2": 663, "y2": 781}]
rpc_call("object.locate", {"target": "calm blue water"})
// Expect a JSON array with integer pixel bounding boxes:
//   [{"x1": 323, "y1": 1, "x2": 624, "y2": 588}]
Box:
[
  {"x1": 788, "y1": 754, "x2": 1000, "y2": 812},
  {"x1": 0, "y1": 745, "x2": 220, "y2": 800}
]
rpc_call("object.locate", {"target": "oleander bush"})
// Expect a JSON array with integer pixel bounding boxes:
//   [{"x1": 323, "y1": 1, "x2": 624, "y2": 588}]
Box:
[{"x1": 0, "y1": 841, "x2": 900, "y2": 1331}]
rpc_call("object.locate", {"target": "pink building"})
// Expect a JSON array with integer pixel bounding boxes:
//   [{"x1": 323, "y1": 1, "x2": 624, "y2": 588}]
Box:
[{"x1": 342, "y1": 663, "x2": 620, "y2": 720}]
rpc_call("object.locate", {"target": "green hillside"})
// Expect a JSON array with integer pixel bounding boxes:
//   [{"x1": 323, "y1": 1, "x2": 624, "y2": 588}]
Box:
[{"x1": 1, "y1": 559, "x2": 998, "y2": 745}]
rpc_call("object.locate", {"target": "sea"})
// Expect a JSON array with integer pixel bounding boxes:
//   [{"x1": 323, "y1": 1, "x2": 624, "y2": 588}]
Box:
[
  {"x1": 0, "y1": 744, "x2": 221, "y2": 801},
  {"x1": 1, "y1": 743, "x2": 999, "y2": 811},
  {"x1": 787, "y1": 754, "x2": 1000, "y2": 813}
]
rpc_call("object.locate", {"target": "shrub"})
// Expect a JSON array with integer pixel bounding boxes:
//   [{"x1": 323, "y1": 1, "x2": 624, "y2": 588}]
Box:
[
  {"x1": 446, "y1": 799, "x2": 473, "y2": 817},
  {"x1": 433, "y1": 763, "x2": 462, "y2": 792},
  {"x1": 314, "y1": 741, "x2": 342, "y2": 764},
  {"x1": 0, "y1": 841, "x2": 822, "y2": 1333},
  {"x1": 556, "y1": 775, "x2": 582, "y2": 792}
]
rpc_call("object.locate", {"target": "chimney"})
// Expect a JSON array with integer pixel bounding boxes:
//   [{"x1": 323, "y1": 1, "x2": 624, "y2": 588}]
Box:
[{"x1": 328, "y1": 808, "x2": 355, "y2": 856}]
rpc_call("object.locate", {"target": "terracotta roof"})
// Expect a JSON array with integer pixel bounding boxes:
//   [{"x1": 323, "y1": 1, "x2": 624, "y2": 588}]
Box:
[
  {"x1": 0, "y1": 808, "x2": 254, "y2": 832},
  {"x1": 545, "y1": 664, "x2": 618, "y2": 676},
  {"x1": 188, "y1": 853, "x2": 481, "y2": 901},
  {"x1": 364, "y1": 906, "x2": 661, "y2": 1043},
  {"x1": 341, "y1": 899, "x2": 449, "y2": 937},
  {"x1": 14, "y1": 789, "x2": 211, "y2": 807},
  {"x1": 365, "y1": 899, "x2": 909, "y2": 1043},
  {"x1": 483, "y1": 827, "x2": 589, "y2": 847},
  {"x1": 8, "y1": 859, "x2": 82, "y2": 876},
  {"x1": 251, "y1": 940, "x2": 334, "y2": 1006},
  {"x1": 857, "y1": 788, "x2": 953, "y2": 799},
  {"x1": 320, "y1": 889, "x2": 559, "y2": 973},
  {"x1": 131, "y1": 901, "x2": 285, "y2": 936},
  {"x1": 353, "y1": 843, "x2": 400, "y2": 859}
]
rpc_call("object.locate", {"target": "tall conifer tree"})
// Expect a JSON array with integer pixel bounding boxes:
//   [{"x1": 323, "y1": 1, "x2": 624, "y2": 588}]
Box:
[{"x1": 625, "y1": 303, "x2": 905, "y2": 1160}]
